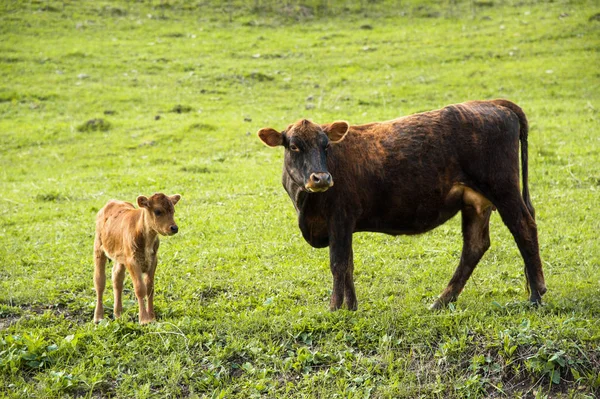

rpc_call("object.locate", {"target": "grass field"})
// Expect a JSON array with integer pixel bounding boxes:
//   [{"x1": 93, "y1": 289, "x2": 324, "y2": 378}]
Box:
[{"x1": 1, "y1": 0, "x2": 599, "y2": 397}]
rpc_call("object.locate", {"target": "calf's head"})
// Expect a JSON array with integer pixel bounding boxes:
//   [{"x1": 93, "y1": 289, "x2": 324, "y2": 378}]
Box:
[
  {"x1": 258, "y1": 119, "x2": 349, "y2": 192},
  {"x1": 137, "y1": 193, "x2": 181, "y2": 236}
]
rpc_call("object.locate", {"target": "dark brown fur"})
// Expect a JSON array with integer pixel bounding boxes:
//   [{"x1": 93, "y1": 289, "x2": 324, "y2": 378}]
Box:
[{"x1": 258, "y1": 99, "x2": 546, "y2": 310}]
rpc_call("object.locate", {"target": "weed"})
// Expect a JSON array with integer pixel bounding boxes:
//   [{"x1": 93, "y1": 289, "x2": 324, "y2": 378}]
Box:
[
  {"x1": 170, "y1": 104, "x2": 193, "y2": 113},
  {"x1": 0, "y1": 334, "x2": 58, "y2": 372},
  {"x1": 76, "y1": 119, "x2": 111, "y2": 133}
]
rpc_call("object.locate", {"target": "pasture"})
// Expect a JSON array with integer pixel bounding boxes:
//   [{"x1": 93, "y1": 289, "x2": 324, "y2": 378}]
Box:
[{"x1": 0, "y1": 0, "x2": 599, "y2": 397}]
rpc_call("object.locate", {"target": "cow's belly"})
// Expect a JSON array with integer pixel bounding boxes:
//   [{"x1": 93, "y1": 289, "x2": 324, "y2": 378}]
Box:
[
  {"x1": 296, "y1": 182, "x2": 490, "y2": 245},
  {"x1": 356, "y1": 206, "x2": 461, "y2": 235},
  {"x1": 355, "y1": 185, "x2": 465, "y2": 235}
]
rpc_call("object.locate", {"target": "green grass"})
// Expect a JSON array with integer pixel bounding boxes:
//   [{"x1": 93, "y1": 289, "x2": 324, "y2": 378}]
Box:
[{"x1": 1, "y1": 0, "x2": 599, "y2": 397}]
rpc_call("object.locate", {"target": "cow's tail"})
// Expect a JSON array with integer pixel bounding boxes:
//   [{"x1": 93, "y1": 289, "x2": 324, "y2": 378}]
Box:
[{"x1": 492, "y1": 99, "x2": 535, "y2": 220}]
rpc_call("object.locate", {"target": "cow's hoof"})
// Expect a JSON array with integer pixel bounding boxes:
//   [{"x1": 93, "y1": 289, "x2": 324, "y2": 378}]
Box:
[
  {"x1": 538, "y1": 284, "x2": 547, "y2": 297},
  {"x1": 329, "y1": 297, "x2": 344, "y2": 311},
  {"x1": 528, "y1": 296, "x2": 543, "y2": 306},
  {"x1": 344, "y1": 300, "x2": 358, "y2": 311},
  {"x1": 429, "y1": 300, "x2": 445, "y2": 310}
]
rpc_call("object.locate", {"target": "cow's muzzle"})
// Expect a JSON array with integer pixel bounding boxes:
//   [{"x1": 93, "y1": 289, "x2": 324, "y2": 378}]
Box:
[{"x1": 305, "y1": 172, "x2": 333, "y2": 193}]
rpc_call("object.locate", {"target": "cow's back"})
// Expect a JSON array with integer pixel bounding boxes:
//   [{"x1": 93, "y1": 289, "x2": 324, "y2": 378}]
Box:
[{"x1": 322, "y1": 100, "x2": 522, "y2": 234}]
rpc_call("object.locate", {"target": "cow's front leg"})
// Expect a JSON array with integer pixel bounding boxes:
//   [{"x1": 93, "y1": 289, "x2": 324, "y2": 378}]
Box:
[
  {"x1": 343, "y1": 252, "x2": 357, "y2": 310},
  {"x1": 329, "y1": 225, "x2": 356, "y2": 311}
]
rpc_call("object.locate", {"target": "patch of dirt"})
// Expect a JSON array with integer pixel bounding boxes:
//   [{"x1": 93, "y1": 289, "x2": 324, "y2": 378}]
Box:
[
  {"x1": 14, "y1": 303, "x2": 89, "y2": 325},
  {"x1": 0, "y1": 315, "x2": 21, "y2": 330}
]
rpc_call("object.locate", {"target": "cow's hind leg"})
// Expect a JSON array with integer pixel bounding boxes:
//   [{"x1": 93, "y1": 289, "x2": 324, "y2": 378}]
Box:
[
  {"x1": 431, "y1": 205, "x2": 492, "y2": 309},
  {"x1": 493, "y1": 193, "x2": 546, "y2": 304}
]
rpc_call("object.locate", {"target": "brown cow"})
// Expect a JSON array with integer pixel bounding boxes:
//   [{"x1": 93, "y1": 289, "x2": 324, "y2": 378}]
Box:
[
  {"x1": 93, "y1": 193, "x2": 181, "y2": 324},
  {"x1": 258, "y1": 99, "x2": 546, "y2": 311}
]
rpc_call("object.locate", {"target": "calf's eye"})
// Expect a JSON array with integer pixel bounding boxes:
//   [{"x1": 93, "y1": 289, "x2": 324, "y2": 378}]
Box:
[
  {"x1": 289, "y1": 144, "x2": 300, "y2": 152},
  {"x1": 154, "y1": 210, "x2": 162, "y2": 216}
]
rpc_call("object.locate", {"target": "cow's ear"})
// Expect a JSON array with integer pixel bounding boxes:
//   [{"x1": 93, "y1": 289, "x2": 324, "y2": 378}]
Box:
[
  {"x1": 257, "y1": 128, "x2": 283, "y2": 147},
  {"x1": 324, "y1": 121, "x2": 349, "y2": 143},
  {"x1": 137, "y1": 195, "x2": 150, "y2": 209},
  {"x1": 169, "y1": 194, "x2": 181, "y2": 205}
]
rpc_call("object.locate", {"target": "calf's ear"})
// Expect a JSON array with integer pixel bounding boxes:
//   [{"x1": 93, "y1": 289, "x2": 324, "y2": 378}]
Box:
[
  {"x1": 324, "y1": 121, "x2": 349, "y2": 143},
  {"x1": 257, "y1": 128, "x2": 283, "y2": 147},
  {"x1": 137, "y1": 196, "x2": 150, "y2": 208},
  {"x1": 170, "y1": 194, "x2": 181, "y2": 205}
]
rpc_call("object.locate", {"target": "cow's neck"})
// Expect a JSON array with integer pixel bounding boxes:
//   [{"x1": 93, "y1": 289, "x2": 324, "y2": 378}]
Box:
[
  {"x1": 284, "y1": 171, "x2": 325, "y2": 223},
  {"x1": 282, "y1": 171, "x2": 330, "y2": 248}
]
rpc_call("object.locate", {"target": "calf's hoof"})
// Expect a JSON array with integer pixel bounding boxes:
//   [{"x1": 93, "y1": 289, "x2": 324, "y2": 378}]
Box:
[{"x1": 93, "y1": 308, "x2": 104, "y2": 324}]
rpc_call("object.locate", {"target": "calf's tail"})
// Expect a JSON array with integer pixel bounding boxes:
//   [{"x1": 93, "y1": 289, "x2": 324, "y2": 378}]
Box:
[{"x1": 492, "y1": 99, "x2": 535, "y2": 220}]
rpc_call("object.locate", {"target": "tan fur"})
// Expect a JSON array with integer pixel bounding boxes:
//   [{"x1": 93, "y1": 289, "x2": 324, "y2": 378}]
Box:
[
  {"x1": 93, "y1": 193, "x2": 180, "y2": 324},
  {"x1": 447, "y1": 184, "x2": 495, "y2": 216}
]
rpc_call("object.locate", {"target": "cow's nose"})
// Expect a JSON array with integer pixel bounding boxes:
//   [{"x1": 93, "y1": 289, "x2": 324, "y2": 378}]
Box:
[
  {"x1": 170, "y1": 225, "x2": 178, "y2": 234},
  {"x1": 309, "y1": 172, "x2": 332, "y2": 187}
]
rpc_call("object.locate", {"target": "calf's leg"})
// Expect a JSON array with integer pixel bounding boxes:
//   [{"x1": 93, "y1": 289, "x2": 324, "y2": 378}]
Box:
[
  {"x1": 431, "y1": 205, "x2": 492, "y2": 309},
  {"x1": 128, "y1": 265, "x2": 152, "y2": 324},
  {"x1": 93, "y1": 242, "x2": 107, "y2": 323},
  {"x1": 144, "y1": 257, "x2": 158, "y2": 321},
  {"x1": 112, "y1": 263, "x2": 126, "y2": 319}
]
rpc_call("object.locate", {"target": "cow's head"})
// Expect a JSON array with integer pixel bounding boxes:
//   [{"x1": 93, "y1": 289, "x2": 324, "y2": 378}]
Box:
[
  {"x1": 257, "y1": 119, "x2": 349, "y2": 193},
  {"x1": 137, "y1": 193, "x2": 181, "y2": 236}
]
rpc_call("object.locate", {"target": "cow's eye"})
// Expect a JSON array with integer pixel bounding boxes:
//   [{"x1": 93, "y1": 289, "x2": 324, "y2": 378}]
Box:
[
  {"x1": 289, "y1": 144, "x2": 300, "y2": 152},
  {"x1": 154, "y1": 210, "x2": 162, "y2": 217},
  {"x1": 325, "y1": 143, "x2": 331, "y2": 151}
]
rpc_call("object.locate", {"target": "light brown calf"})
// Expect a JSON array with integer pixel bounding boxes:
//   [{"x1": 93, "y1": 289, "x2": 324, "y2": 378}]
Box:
[{"x1": 93, "y1": 193, "x2": 181, "y2": 324}]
